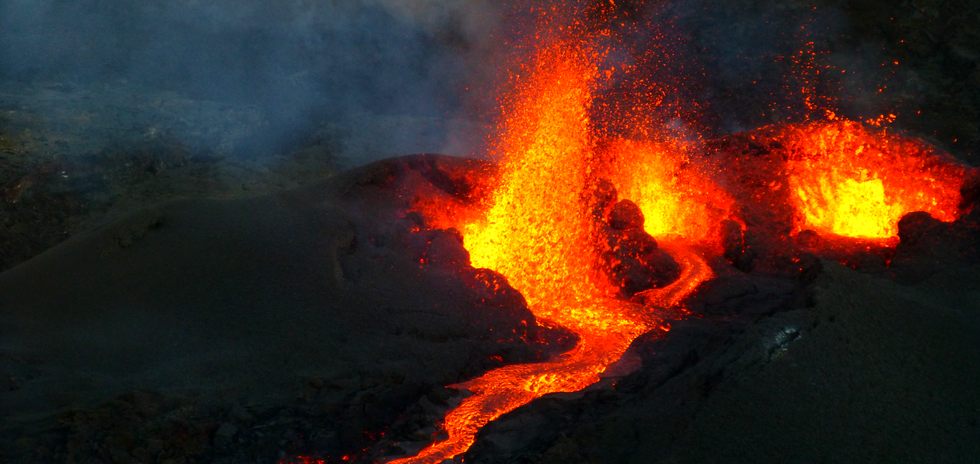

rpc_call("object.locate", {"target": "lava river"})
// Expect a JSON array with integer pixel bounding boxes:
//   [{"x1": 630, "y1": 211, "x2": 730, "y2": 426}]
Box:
[
  {"x1": 388, "y1": 244, "x2": 710, "y2": 464},
  {"x1": 390, "y1": 32, "x2": 717, "y2": 463}
]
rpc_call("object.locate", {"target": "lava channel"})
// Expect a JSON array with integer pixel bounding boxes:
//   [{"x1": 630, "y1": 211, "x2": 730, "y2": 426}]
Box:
[{"x1": 387, "y1": 244, "x2": 710, "y2": 464}]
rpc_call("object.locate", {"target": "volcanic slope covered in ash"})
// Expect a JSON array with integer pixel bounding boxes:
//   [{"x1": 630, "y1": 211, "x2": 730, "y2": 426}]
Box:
[{"x1": 0, "y1": 155, "x2": 566, "y2": 463}]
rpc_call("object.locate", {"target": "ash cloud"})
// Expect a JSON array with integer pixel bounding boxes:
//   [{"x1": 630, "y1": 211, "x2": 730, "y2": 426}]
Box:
[{"x1": 0, "y1": 0, "x2": 505, "y2": 163}]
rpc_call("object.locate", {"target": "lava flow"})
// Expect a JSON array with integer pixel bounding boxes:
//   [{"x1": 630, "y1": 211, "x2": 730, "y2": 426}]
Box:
[
  {"x1": 781, "y1": 119, "x2": 968, "y2": 241},
  {"x1": 390, "y1": 27, "x2": 716, "y2": 464}
]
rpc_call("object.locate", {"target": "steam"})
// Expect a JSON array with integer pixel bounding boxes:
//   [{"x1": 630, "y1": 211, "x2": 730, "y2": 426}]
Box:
[{"x1": 0, "y1": 0, "x2": 505, "y2": 164}]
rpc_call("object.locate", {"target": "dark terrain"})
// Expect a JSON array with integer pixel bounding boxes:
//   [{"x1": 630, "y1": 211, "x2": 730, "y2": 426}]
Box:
[{"x1": 1, "y1": 1, "x2": 978, "y2": 463}]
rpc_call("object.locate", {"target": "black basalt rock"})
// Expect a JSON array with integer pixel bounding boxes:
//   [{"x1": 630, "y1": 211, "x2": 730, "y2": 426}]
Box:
[{"x1": 601, "y1": 199, "x2": 681, "y2": 296}]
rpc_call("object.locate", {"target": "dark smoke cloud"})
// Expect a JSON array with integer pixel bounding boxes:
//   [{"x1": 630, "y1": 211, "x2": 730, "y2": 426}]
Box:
[{"x1": 0, "y1": 0, "x2": 505, "y2": 163}]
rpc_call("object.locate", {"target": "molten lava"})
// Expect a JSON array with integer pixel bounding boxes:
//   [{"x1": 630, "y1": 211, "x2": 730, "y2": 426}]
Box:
[
  {"x1": 390, "y1": 30, "x2": 714, "y2": 464},
  {"x1": 462, "y1": 38, "x2": 608, "y2": 315},
  {"x1": 782, "y1": 120, "x2": 968, "y2": 241},
  {"x1": 602, "y1": 137, "x2": 734, "y2": 244}
]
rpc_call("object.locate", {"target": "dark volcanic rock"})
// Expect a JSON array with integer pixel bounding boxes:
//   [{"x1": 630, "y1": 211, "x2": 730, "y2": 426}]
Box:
[
  {"x1": 721, "y1": 218, "x2": 750, "y2": 269},
  {"x1": 898, "y1": 211, "x2": 945, "y2": 246},
  {"x1": 601, "y1": 200, "x2": 681, "y2": 296},
  {"x1": 960, "y1": 169, "x2": 980, "y2": 217},
  {"x1": 607, "y1": 199, "x2": 645, "y2": 230},
  {"x1": 685, "y1": 273, "x2": 800, "y2": 318},
  {"x1": 0, "y1": 155, "x2": 552, "y2": 463},
  {"x1": 466, "y1": 261, "x2": 980, "y2": 464},
  {"x1": 892, "y1": 211, "x2": 979, "y2": 283}
]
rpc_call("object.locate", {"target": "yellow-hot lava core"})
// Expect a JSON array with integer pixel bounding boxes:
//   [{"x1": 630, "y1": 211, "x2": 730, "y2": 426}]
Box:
[{"x1": 783, "y1": 120, "x2": 967, "y2": 240}]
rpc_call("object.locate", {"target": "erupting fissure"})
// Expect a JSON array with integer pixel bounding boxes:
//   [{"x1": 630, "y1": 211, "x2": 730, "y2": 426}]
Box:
[
  {"x1": 384, "y1": 8, "x2": 971, "y2": 464},
  {"x1": 602, "y1": 138, "x2": 734, "y2": 243}
]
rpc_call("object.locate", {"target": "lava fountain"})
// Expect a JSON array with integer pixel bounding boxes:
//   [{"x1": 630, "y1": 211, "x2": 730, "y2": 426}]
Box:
[
  {"x1": 389, "y1": 22, "x2": 716, "y2": 464},
  {"x1": 781, "y1": 119, "x2": 968, "y2": 241}
]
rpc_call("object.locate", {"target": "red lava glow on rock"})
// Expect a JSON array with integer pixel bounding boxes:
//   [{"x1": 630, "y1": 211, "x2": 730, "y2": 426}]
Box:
[{"x1": 780, "y1": 119, "x2": 968, "y2": 241}]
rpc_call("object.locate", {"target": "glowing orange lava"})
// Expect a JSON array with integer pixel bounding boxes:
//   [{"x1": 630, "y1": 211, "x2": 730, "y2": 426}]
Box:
[
  {"x1": 602, "y1": 137, "x2": 734, "y2": 244},
  {"x1": 782, "y1": 119, "x2": 968, "y2": 240},
  {"x1": 462, "y1": 38, "x2": 608, "y2": 315},
  {"x1": 389, "y1": 30, "x2": 714, "y2": 464}
]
